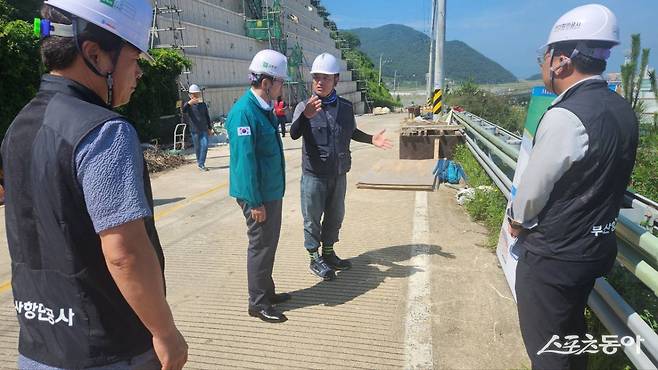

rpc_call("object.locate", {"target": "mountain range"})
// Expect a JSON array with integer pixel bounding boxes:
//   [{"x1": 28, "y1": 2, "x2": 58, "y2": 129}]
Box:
[{"x1": 345, "y1": 24, "x2": 518, "y2": 84}]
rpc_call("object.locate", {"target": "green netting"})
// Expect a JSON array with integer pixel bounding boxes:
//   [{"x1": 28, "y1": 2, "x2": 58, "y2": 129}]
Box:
[
  {"x1": 288, "y1": 44, "x2": 303, "y2": 67},
  {"x1": 245, "y1": 0, "x2": 283, "y2": 41},
  {"x1": 245, "y1": 19, "x2": 270, "y2": 41}
]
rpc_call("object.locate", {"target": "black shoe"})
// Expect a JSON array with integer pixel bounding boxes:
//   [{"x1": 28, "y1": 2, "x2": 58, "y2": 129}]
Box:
[
  {"x1": 248, "y1": 306, "x2": 288, "y2": 323},
  {"x1": 323, "y1": 253, "x2": 352, "y2": 270},
  {"x1": 309, "y1": 257, "x2": 336, "y2": 281},
  {"x1": 270, "y1": 292, "x2": 291, "y2": 304}
]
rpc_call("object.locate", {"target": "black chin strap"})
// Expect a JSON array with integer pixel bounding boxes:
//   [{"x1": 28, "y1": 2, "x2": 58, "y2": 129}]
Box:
[
  {"x1": 72, "y1": 17, "x2": 122, "y2": 106},
  {"x1": 549, "y1": 49, "x2": 557, "y2": 94}
]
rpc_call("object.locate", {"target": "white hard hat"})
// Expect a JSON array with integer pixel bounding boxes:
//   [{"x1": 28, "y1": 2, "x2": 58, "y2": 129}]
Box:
[
  {"x1": 311, "y1": 53, "x2": 341, "y2": 75},
  {"x1": 249, "y1": 49, "x2": 289, "y2": 80},
  {"x1": 543, "y1": 4, "x2": 620, "y2": 48},
  {"x1": 189, "y1": 84, "x2": 201, "y2": 93},
  {"x1": 44, "y1": 0, "x2": 154, "y2": 61}
]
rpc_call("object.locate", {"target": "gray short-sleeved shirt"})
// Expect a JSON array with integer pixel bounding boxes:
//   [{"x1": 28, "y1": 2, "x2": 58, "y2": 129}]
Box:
[{"x1": 74, "y1": 119, "x2": 151, "y2": 233}]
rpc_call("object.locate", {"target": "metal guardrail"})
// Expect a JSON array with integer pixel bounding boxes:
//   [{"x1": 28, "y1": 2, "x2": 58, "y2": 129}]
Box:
[{"x1": 453, "y1": 111, "x2": 658, "y2": 369}]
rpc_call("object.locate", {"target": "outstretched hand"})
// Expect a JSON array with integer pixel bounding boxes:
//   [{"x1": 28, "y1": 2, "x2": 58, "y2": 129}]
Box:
[{"x1": 372, "y1": 130, "x2": 393, "y2": 149}]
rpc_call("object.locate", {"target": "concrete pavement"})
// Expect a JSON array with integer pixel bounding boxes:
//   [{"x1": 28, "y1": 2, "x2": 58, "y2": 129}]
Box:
[{"x1": 0, "y1": 113, "x2": 529, "y2": 369}]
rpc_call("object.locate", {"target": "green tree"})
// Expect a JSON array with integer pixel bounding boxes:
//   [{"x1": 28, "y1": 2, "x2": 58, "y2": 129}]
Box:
[
  {"x1": 343, "y1": 48, "x2": 399, "y2": 109},
  {"x1": 0, "y1": 19, "x2": 42, "y2": 137},
  {"x1": 446, "y1": 80, "x2": 526, "y2": 133},
  {"x1": 118, "y1": 49, "x2": 191, "y2": 141},
  {"x1": 621, "y1": 34, "x2": 651, "y2": 114},
  {"x1": 5, "y1": 0, "x2": 40, "y2": 20},
  {"x1": 0, "y1": 0, "x2": 16, "y2": 24},
  {"x1": 339, "y1": 31, "x2": 360, "y2": 49},
  {"x1": 336, "y1": 32, "x2": 400, "y2": 110}
]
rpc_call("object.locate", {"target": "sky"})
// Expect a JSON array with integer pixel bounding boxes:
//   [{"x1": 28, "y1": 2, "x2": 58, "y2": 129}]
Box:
[{"x1": 323, "y1": 0, "x2": 658, "y2": 79}]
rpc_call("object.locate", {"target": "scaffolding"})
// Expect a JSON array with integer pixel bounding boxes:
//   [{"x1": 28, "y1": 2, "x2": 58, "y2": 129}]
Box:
[
  {"x1": 286, "y1": 42, "x2": 310, "y2": 105},
  {"x1": 245, "y1": 0, "x2": 311, "y2": 106},
  {"x1": 150, "y1": 0, "x2": 196, "y2": 82},
  {"x1": 150, "y1": 0, "x2": 198, "y2": 150},
  {"x1": 244, "y1": 0, "x2": 368, "y2": 111},
  {"x1": 245, "y1": 0, "x2": 285, "y2": 53}
]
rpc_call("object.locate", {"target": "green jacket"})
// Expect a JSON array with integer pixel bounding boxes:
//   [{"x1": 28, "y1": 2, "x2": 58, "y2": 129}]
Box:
[{"x1": 226, "y1": 89, "x2": 285, "y2": 207}]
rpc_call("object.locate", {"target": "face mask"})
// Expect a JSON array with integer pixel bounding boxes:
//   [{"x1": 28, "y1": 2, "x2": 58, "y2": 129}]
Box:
[{"x1": 315, "y1": 89, "x2": 337, "y2": 106}]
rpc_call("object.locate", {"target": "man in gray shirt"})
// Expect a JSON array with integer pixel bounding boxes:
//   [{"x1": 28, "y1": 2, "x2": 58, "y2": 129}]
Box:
[{"x1": 508, "y1": 5, "x2": 638, "y2": 369}]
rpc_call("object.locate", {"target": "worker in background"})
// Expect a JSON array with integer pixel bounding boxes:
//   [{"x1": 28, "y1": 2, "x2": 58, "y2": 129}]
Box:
[
  {"x1": 182, "y1": 84, "x2": 213, "y2": 171},
  {"x1": 291, "y1": 53, "x2": 393, "y2": 281},
  {"x1": 274, "y1": 96, "x2": 288, "y2": 137},
  {"x1": 507, "y1": 4, "x2": 638, "y2": 369},
  {"x1": 225, "y1": 49, "x2": 290, "y2": 323},
  {"x1": 1, "y1": 0, "x2": 188, "y2": 368}
]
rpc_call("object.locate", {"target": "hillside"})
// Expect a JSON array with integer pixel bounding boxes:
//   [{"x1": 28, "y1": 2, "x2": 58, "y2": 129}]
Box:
[{"x1": 346, "y1": 24, "x2": 517, "y2": 84}]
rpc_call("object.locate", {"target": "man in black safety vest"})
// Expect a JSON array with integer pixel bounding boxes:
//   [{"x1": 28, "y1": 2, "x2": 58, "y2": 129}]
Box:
[
  {"x1": 1, "y1": 0, "x2": 187, "y2": 368},
  {"x1": 507, "y1": 4, "x2": 639, "y2": 369},
  {"x1": 291, "y1": 53, "x2": 393, "y2": 281}
]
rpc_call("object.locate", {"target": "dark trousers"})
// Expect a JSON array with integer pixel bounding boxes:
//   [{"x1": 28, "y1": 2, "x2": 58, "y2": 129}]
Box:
[
  {"x1": 238, "y1": 199, "x2": 283, "y2": 309},
  {"x1": 300, "y1": 174, "x2": 347, "y2": 250},
  {"x1": 277, "y1": 115, "x2": 286, "y2": 137},
  {"x1": 515, "y1": 248, "x2": 616, "y2": 370}
]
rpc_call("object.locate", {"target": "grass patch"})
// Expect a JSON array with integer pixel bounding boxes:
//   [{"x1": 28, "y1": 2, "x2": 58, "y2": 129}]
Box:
[
  {"x1": 453, "y1": 144, "x2": 507, "y2": 249},
  {"x1": 586, "y1": 264, "x2": 658, "y2": 370}
]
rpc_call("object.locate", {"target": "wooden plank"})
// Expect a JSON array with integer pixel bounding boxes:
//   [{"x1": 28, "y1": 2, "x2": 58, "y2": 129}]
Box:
[
  {"x1": 356, "y1": 184, "x2": 434, "y2": 191},
  {"x1": 357, "y1": 159, "x2": 436, "y2": 191},
  {"x1": 401, "y1": 124, "x2": 461, "y2": 131}
]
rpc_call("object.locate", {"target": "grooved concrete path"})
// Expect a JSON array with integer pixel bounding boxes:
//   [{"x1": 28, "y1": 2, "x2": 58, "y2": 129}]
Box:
[{"x1": 0, "y1": 113, "x2": 529, "y2": 369}]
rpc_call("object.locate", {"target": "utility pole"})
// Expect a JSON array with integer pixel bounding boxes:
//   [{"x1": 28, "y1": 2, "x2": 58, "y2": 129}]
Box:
[
  {"x1": 378, "y1": 53, "x2": 383, "y2": 85},
  {"x1": 426, "y1": 0, "x2": 437, "y2": 105},
  {"x1": 393, "y1": 70, "x2": 397, "y2": 94},
  {"x1": 432, "y1": 0, "x2": 446, "y2": 118}
]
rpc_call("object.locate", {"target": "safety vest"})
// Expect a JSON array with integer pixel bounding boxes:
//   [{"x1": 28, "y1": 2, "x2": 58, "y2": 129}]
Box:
[
  {"x1": 519, "y1": 79, "x2": 639, "y2": 262},
  {"x1": 299, "y1": 97, "x2": 356, "y2": 177},
  {"x1": 1, "y1": 75, "x2": 164, "y2": 368}
]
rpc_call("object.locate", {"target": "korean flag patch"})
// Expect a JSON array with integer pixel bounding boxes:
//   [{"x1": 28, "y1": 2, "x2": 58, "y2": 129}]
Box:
[{"x1": 237, "y1": 126, "x2": 251, "y2": 136}]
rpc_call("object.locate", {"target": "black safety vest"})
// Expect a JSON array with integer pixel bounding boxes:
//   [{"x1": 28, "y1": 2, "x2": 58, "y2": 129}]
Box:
[
  {"x1": 1, "y1": 75, "x2": 164, "y2": 368},
  {"x1": 519, "y1": 79, "x2": 639, "y2": 262},
  {"x1": 302, "y1": 97, "x2": 356, "y2": 177}
]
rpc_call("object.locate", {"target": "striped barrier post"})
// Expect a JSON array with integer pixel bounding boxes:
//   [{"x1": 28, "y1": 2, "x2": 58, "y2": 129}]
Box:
[{"x1": 432, "y1": 88, "x2": 443, "y2": 114}]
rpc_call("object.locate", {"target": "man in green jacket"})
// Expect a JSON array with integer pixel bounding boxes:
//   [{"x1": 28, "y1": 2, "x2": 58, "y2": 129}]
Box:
[{"x1": 226, "y1": 49, "x2": 290, "y2": 323}]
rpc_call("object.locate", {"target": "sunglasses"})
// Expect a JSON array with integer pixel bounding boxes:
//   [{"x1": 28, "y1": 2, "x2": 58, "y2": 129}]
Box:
[{"x1": 536, "y1": 48, "x2": 555, "y2": 66}]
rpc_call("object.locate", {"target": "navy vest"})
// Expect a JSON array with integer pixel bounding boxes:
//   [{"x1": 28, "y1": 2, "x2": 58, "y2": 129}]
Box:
[
  {"x1": 519, "y1": 79, "x2": 639, "y2": 262},
  {"x1": 302, "y1": 97, "x2": 356, "y2": 177},
  {"x1": 1, "y1": 75, "x2": 164, "y2": 367}
]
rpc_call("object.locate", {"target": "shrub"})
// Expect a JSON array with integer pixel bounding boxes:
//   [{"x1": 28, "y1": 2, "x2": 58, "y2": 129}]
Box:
[
  {"x1": 446, "y1": 80, "x2": 527, "y2": 133},
  {"x1": 453, "y1": 144, "x2": 507, "y2": 248},
  {"x1": 0, "y1": 19, "x2": 42, "y2": 138},
  {"x1": 116, "y1": 49, "x2": 191, "y2": 142},
  {"x1": 630, "y1": 132, "x2": 658, "y2": 200}
]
